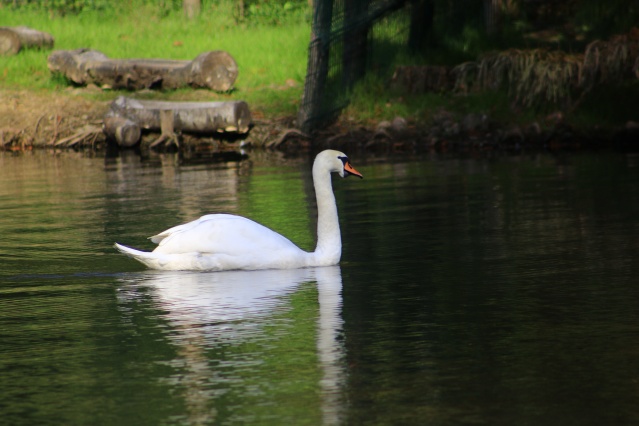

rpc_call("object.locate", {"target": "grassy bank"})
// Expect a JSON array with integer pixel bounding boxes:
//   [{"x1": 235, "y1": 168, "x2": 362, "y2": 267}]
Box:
[
  {"x1": 0, "y1": 5, "x2": 310, "y2": 117},
  {"x1": 0, "y1": 3, "x2": 537, "y2": 129},
  {"x1": 2, "y1": 2, "x2": 639, "y2": 148}
]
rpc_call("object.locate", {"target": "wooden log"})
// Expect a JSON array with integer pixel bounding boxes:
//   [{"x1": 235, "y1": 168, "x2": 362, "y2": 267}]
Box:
[
  {"x1": 103, "y1": 116, "x2": 141, "y2": 148},
  {"x1": 48, "y1": 49, "x2": 109, "y2": 86},
  {"x1": 47, "y1": 49, "x2": 238, "y2": 91},
  {"x1": 0, "y1": 26, "x2": 55, "y2": 55},
  {"x1": 104, "y1": 96, "x2": 252, "y2": 147}
]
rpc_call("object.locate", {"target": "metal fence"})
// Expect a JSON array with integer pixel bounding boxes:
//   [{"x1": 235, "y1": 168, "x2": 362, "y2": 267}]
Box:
[{"x1": 298, "y1": 0, "x2": 416, "y2": 133}]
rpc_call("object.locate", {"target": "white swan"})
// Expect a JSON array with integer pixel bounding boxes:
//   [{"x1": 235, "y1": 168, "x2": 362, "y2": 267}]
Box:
[{"x1": 114, "y1": 149, "x2": 363, "y2": 271}]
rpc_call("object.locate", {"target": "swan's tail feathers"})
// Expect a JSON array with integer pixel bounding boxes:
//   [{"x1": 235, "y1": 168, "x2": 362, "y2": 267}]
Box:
[
  {"x1": 114, "y1": 243, "x2": 171, "y2": 270},
  {"x1": 114, "y1": 242, "x2": 142, "y2": 257}
]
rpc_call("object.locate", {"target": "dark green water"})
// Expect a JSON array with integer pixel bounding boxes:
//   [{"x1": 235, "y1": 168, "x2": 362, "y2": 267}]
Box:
[{"x1": 1, "y1": 150, "x2": 638, "y2": 425}]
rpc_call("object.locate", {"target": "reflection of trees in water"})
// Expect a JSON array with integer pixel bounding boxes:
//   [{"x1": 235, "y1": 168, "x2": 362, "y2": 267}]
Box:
[
  {"x1": 0, "y1": 151, "x2": 109, "y2": 270},
  {"x1": 105, "y1": 151, "x2": 241, "y2": 224},
  {"x1": 341, "y1": 153, "x2": 639, "y2": 424},
  {"x1": 105, "y1": 150, "x2": 316, "y2": 254}
]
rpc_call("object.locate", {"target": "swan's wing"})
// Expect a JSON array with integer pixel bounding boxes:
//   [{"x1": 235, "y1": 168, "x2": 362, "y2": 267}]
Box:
[{"x1": 150, "y1": 214, "x2": 302, "y2": 257}]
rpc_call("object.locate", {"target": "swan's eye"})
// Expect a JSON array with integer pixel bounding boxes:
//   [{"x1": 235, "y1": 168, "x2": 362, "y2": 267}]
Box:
[{"x1": 338, "y1": 156, "x2": 349, "y2": 165}]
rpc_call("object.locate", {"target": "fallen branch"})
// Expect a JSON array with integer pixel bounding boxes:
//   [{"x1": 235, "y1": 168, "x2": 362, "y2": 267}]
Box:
[
  {"x1": 54, "y1": 125, "x2": 102, "y2": 147},
  {"x1": 49, "y1": 116, "x2": 61, "y2": 145},
  {"x1": 266, "y1": 128, "x2": 309, "y2": 148}
]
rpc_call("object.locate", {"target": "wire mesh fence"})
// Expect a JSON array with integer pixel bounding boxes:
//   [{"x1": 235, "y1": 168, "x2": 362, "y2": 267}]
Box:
[{"x1": 298, "y1": 0, "x2": 414, "y2": 133}]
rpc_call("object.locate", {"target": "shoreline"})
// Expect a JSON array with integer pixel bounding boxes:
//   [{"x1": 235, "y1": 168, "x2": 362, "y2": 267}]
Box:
[{"x1": 2, "y1": 89, "x2": 638, "y2": 154}]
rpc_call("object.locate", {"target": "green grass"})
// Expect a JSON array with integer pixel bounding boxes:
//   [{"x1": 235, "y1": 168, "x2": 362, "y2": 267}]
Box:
[
  {"x1": 343, "y1": 73, "x2": 523, "y2": 127},
  {"x1": 0, "y1": 6, "x2": 310, "y2": 117},
  {"x1": 2, "y1": 4, "x2": 637, "y2": 132},
  {"x1": 344, "y1": 69, "x2": 639, "y2": 131}
]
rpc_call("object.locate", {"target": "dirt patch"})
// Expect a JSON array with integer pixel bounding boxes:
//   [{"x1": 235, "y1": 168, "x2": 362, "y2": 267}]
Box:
[
  {"x1": 0, "y1": 88, "x2": 303, "y2": 151},
  {"x1": 0, "y1": 89, "x2": 107, "y2": 148},
  {"x1": 0, "y1": 88, "x2": 322, "y2": 152}
]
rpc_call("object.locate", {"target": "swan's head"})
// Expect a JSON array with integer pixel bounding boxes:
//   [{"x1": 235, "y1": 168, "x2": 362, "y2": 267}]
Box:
[{"x1": 316, "y1": 149, "x2": 363, "y2": 179}]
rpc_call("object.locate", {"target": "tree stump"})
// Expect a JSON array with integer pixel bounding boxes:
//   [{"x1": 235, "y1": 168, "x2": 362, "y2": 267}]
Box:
[
  {"x1": 0, "y1": 26, "x2": 55, "y2": 55},
  {"x1": 47, "y1": 49, "x2": 238, "y2": 91},
  {"x1": 103, "y1": 96, "x2": 252, "y2": 147},
  {"x1": 183, "y1": 0, "x2": 201, "y2": 19}
]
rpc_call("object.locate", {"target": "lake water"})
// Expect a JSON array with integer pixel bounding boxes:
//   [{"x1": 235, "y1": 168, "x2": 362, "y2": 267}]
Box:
[{"x1": 1, "y1": 148, "x2": 639, "y2": 425}]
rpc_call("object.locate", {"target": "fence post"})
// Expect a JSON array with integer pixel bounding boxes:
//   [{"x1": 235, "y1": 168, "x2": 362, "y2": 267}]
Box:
[
  {"x1": 409, "y1": 0, "x2": 434, "y2": 53},
  {"x1": 342, "y1": 0, "x2": 369, "y2": 89},
  {"x1": 298, "y1": 0, "x2": 334, "y2": 133}
]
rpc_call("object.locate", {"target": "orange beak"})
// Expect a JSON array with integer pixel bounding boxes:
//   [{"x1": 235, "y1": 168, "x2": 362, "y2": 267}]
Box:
[{"x1": 344, "y1": 161, "x2": 363, "y2": 178}]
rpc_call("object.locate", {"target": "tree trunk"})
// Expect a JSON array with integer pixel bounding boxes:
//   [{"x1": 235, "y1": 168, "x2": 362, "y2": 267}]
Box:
[
  {"x1": 0, "y1": 26, "x2": 54, "y2": 55},
  {"x1": 183, "y1": 0, "x2": 201, "y2": 19},
  {"x1": 47, "y1": 49, "x2": 238, "y2": 91},
  {"x1": 104, "y1": 96, "x2": 252, "y2": 147},
  {"x1": 484, "y1": 0, "x2": 501, "y2": 34}
]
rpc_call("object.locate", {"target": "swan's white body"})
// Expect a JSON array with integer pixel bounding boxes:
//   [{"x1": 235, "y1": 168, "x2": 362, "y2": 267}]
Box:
[{"x1": 114, "y1": 149, "x2": 362, "y2": 271}]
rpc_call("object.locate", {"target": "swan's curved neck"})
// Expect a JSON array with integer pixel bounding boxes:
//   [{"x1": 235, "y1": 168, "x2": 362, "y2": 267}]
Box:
[{"x1": 312, "y1": 162, "x2": 341, "y2": 266}]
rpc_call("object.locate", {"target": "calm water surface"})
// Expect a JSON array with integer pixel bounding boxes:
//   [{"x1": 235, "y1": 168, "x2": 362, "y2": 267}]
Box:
[{"x1": 1, "y1": 149, "x2": 639, "y2": 425}]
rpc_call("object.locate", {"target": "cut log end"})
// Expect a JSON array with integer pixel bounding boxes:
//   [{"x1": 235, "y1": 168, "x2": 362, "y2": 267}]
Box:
[
  {"x1": 191, "y1": 51, "x2": 239, "y2": 91},
  {"x1": 0, "y1": 26, "x2": 54, "y2": 56},
  {"x1": 234, "y1": 101, "x2": 252, "y2": 133},
  {"x1": 103, "y1": 116, "x2": 142, "y2": 147},
  {"x1": 0, "y1": 28, "x2": 21, "y2": 55}
]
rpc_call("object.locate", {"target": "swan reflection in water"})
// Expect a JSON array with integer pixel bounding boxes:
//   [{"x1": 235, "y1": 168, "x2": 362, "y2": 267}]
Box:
[{"x1": 117, "y1": 266, "x2": 345, "y2": 425}]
